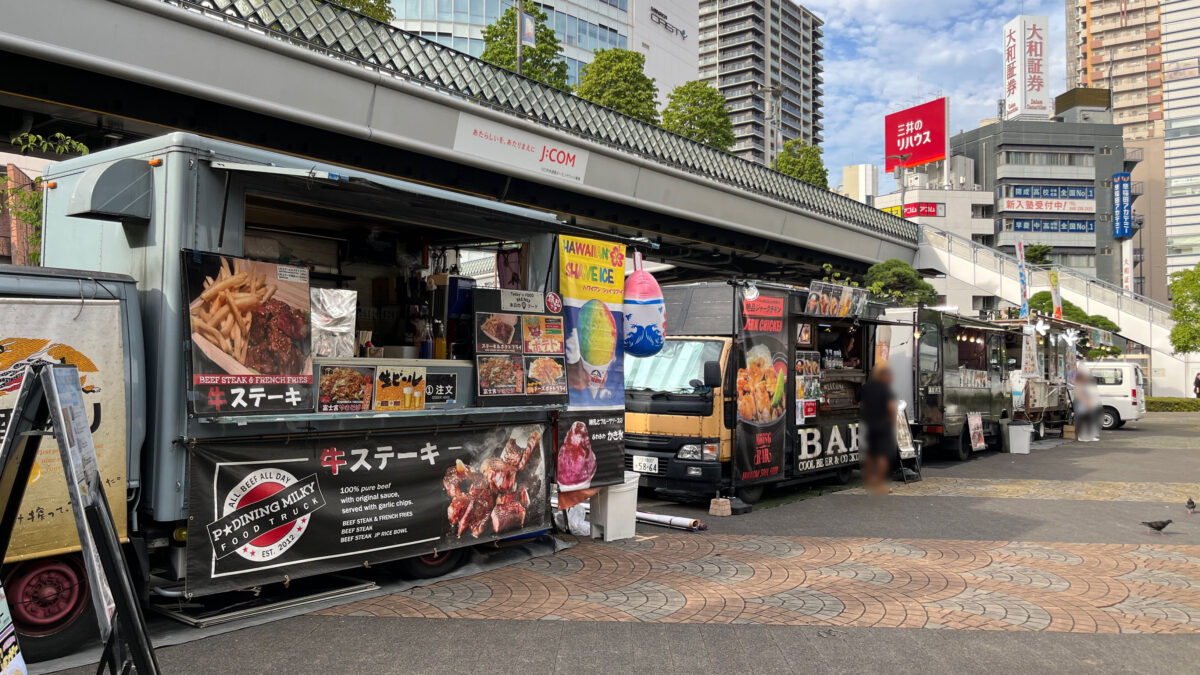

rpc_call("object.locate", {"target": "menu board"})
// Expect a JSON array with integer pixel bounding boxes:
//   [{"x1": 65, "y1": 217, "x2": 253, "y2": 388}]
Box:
[
  {"x1": 803, "y1": 281, "x2": 870, "y2": 318},
  {"x1": 183, "y1": 250, "x2": 315, "y2": 415},
  {"x1": 795, "y1": 349, "x2": 821, "y2": 423},
  {"x1": 474, "y1": 289, "x2": 567, "y2": 406},
  {"x1": 318, "y1": 364, "x2": 375, "y2": 413},
  {"x1": 372, "y1": 366, "x2": 426, "y2": 411}
]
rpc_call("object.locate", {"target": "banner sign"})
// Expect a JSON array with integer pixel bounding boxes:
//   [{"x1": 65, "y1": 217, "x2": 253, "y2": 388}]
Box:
[
  {"x1": 556, "y1": 410, "x2": 624, "y2": 492},
  {"x1": 1049, "y1": 270, "x2": 1063, "y2": 320},
  {"x1": 1016, "y1": 240, "x2": 1030, "y2": 320},
  {"x1": 1113, "y1": 172, "x2": 1133, "y2": 239},
  {"x1": 735, "y1": 287, "x2": 788, "y2": 485},
  {"x1": 1012, "y1": 185, "x2": 1095, "y2": 200},
  {"x1": 1004, "y1": 15, "x2": 1050, "y2": 120},
  {"x1": 454, "y1": 113, "x2": 590, "y2": 184},
  {"x1": 1012, "y1": 218, "x2": 1095, "y2": 233},
  {"x1": 1002, "y1": 198, "x2": 1095, "y2": 214},
  {"x1": 796, "y1": 421, "x2": 861, "y2": 474},
  {"x1": 882, "y1": 202, "x2": 945, "y2": 218},
  {"x1": 183, "y1": 251, "x2": 314, "y2": 416},
  {"x1": 968, "y1": 412, "x2": 986, "y2": 450},
  {"x1": 803, "y1": 281, "x2": 869, "y2": 318},
  {"x1": 1021, "y1": 333, "x2": 1039, "y2": 376},
  {"x1": 0, "y1": 299, "x2": 128, "y2": 564},
  {"x1": 559, "y1": 236, "x2": 625, "y2": 409},
  {"x1": 884, "y1": 98, "x2": 949, "y2": 172},
  {"x1": 186, "y1": 423, "x2": 548, "y2": 594}
]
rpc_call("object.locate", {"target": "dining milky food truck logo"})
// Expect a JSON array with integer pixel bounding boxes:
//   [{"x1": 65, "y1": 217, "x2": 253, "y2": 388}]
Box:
[{"x1": 207, "y1": 468, "x2": 326, "y2": 563}]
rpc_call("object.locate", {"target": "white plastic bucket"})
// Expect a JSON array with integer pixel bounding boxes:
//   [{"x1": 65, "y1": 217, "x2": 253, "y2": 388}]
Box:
[
  {"x1": 591, "y1": 471, "x2": 639, "y2": 542},
  {"x1": 1008, "y1": 423, "x2": 1033, "y2": 455}
]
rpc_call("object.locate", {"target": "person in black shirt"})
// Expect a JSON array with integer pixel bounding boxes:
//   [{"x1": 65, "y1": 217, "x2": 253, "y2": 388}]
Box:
[
  {"x1": 1194, "y1": 373, "x2": 1200, "y2": 398},
  {"x1": 859, "y1": 365, "x2": 898, "y2": 495}
]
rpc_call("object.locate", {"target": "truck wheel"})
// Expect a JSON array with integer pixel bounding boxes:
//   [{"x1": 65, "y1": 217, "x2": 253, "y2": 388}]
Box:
[
  {"x1": 1101, "y1": 407, "x2": 1119, "y2": 431},
  {"x1": 953, "y1": 431, "x2": 971, "y2": 462},
  {"x1": 4, "y1": 556, "x2": 98, "y2": 662},
  {"x1": 396, "y1": 549, "x2": 468, "y2": 579},
  {"x1": 735, "y1": 486, "x2": 764, "y2": 504}
]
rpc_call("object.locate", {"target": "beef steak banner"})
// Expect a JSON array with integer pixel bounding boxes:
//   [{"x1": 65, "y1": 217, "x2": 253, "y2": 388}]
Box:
[{"x1": 186, "y1": 422, "x2": 547, "y2": 594}]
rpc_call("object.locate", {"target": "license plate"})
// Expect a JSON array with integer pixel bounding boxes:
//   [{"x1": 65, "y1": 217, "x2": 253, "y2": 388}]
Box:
[{"x1": 632, "y1": 455, "x2": 658, "y2": 474}]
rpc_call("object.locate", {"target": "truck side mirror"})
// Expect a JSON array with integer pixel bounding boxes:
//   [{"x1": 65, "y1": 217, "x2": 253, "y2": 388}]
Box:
[{"x1": 703, "y1": 360, "x2": 722, "y2": 389}]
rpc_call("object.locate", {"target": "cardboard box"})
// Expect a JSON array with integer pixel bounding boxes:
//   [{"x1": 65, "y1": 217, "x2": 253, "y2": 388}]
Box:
[{"x1": 1062, "y1": 425, "x2": 1076, "y2": 440}]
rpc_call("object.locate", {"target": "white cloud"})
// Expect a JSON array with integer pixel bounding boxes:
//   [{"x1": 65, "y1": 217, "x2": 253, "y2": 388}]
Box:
[{"x1": 799, "y1": 0, "x2": 1067, "y2": 193}]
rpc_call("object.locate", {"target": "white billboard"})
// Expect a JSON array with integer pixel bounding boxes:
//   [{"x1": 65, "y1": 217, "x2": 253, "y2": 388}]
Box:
[{"x1": 1004, "y1": 15, "x2": 1051, "y2": 120}]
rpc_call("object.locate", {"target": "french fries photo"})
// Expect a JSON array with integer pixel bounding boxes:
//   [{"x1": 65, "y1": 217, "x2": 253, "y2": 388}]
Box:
[{"x1": 190, "y1": 257, "x2": 279, "y2": 365}]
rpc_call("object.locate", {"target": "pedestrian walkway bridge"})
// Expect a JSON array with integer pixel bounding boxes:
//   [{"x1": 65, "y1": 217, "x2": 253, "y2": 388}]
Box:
[{"x1": 918, "y1": 227, "x2": 1195, "y2": 396}]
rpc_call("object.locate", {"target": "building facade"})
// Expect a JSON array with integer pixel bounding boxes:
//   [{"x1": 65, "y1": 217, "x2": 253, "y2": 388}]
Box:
[
  {"x1": 838, "y1": 164, "x2": 878, "y2": 205},
  {"x1": 1066, "y1": 0, "x2": 1170, "y2": 302},
  {"x1": 951, "y1": 99, "x2": 1137, "y2": 285},
  {"x1": 697, "y1": 0, "x2": 824, "y2": 166},
  {"x1": 627, "y1": 0, "x2": 698, "y2": 106},
  {"x1": 391, "y1": 0, "x2": 632, "y2": 87},
  {"x1": 1162, "y1": 0, "x2": 1200, "y2": 278}
]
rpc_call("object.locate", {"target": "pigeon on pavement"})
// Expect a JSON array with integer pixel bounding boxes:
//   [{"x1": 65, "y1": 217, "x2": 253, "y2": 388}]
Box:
[
  {"x1": 1142, "y1": 520, "x2": 1172, "y2": 535},
  {"x1": 1188, "y1": 497, "x2": 1195, "y2": 515}
]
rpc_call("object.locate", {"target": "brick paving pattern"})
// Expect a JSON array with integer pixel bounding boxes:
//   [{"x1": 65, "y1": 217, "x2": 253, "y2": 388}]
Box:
[
  {"x1": 316, "y1": 534, "x2": 1200, "y2": 633},
  {"x1": 841, "y1": 477, "x2": 1200, "y2": 502}
]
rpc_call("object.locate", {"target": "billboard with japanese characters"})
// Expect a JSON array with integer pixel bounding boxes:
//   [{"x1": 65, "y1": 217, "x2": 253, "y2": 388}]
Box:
[
  {"x1": 1004, "y1": 15, "x2": 1050, "y2": 120},
  {"x1": 1113, "y1": 172, "x2": 1134, "y2": 239},
  {"x1": 186, "y1": 422, "x2": 548, "y2": 594},
  {"x1": 884, "y1": 98, "x2": 949, "y2": 173}
]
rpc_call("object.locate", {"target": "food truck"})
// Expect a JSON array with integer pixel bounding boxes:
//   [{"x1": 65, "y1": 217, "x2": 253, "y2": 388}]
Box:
[
  {"x1": 625, "y1": 281, "x2": 894, "y2": 504},
  {"x1": 885, "y1": 307, "x2": 1078, "y2": 459},
  {"x1": 0, "y1": 133, "x2": 631, "y2": 657},
  {"x1": 884, "y1": 308, "x2": 1011, "y2": 459}
]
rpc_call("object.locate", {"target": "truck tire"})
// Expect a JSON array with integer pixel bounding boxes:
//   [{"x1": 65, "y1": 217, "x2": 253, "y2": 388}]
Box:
[
  {"x1": 953, "y1": 430, "x2": 971, "y2": 462},
  {"x1": 735, "y1": 486, "x2": 764, "y2": 504},
  {"x1": 396, "y1": 548, "x2": 468, "y2": 579},
  {"x1": 1101, "y1": 407, "x2": 1120, "y2": 431},
  {"x1": 3, "y1": 555, "x2": 99, "y2": 662}
]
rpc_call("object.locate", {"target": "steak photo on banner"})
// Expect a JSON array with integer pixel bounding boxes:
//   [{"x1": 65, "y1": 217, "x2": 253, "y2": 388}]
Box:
[
  {"x1": 735, "y1": 287, "x2": 788, "y2": 485},
  {"x1": 186, "y1": 423, "x2": 547, "y2": 594},
  {"x1": 183, "y1": 250, "x2": 314, "y2": 415}
]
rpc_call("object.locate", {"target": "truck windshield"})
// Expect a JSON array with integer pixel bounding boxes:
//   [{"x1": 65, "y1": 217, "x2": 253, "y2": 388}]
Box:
[{"x1": 626, "y1": 339, "x2": 723, "y2": 393}]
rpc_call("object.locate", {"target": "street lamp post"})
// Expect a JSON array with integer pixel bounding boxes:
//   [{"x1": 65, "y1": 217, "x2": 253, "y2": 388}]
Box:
[{"x1": 886, "y1": 153, "x2": 912, "y2": 218}]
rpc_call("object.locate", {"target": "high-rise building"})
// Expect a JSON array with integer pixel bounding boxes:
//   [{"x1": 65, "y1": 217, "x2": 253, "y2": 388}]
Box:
[
  {"x1": 697, "y1": 0, "x2": 824, "y2": 166},
  {"x1": 627, "y1": 0, "x2": 698, "y2": 106},
  {"x1": 838, "y1": 164, "x2": 878, "y2": 205},
  {"x1": 1066, "y1": 0, "x2": 1169, "y2": 301},
  {"x1": 391, "y1": 0, "x2": 632, "y2": 87},
  {"x1": 1162, "y1": 0, "x2": 1200, "y2": 278}
]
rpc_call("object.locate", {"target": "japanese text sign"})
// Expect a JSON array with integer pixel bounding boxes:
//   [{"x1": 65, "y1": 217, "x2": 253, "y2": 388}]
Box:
[
  {"x1": 1004, "y1": 15, "x2": 1050, "y2": 120},
  {"x1": 884, "y1": 98, "x2": 949, "y2": 172}
]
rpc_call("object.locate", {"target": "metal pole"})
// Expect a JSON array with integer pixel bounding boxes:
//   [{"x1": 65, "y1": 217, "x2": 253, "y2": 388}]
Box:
[{"x1": 515, "y1": 3, "x2": 523, "y2": 77}]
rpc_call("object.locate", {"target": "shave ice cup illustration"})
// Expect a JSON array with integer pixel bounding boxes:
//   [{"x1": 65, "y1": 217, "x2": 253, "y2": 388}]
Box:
[{"x1": 567, "y1": 299, "x2": 617, "y2": 399}]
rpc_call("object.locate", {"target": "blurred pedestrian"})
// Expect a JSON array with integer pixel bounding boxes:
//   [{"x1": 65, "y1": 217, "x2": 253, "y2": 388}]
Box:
[
  {"x1": 860, "y1": 364, "x2": 898, "y2": 494},
  {"x1": 1073, "y1": 367, "x2": 1100, "y2": 442},
  {"x1": 1193, "y1": 372, "x2": 1200, "y2": 398}
]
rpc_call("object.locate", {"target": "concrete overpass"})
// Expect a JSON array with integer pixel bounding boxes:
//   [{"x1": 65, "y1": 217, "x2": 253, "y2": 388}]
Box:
[{"x1": 0, "y1": 0, "x2": 915, "y2": 281}]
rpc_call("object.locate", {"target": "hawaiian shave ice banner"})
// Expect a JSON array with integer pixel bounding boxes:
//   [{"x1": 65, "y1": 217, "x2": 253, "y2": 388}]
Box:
[{"x1": 559, "y1": 235, "x2": 625, "y2": 409}]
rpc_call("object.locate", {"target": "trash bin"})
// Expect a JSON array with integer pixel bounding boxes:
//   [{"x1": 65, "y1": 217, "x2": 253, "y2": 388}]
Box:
[
  {"x1": 1008, "y1": 420, "x2": 1033, "y2": 455},
  {"x1": 591, "y1": 471, "x2": 639, "y2": 542}
]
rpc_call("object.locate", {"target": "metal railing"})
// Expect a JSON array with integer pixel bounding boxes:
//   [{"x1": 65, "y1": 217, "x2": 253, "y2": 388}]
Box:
[
  {"x1": 164, "y1": 0, "x2": 916, "y2": 244},
  {"x1": 919, "y1": 224, "x2": 1174, "y2": 331}
]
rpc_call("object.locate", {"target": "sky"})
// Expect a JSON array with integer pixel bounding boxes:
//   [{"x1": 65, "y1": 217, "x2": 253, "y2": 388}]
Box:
[{"x1": 802, "y1": 0, "x2": 1068, "y2": 194}]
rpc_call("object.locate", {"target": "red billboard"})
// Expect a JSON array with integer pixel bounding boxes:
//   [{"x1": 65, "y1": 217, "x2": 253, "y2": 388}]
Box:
[{"x1": 884, "y1": 97, "x2": 949, "y2": 173}]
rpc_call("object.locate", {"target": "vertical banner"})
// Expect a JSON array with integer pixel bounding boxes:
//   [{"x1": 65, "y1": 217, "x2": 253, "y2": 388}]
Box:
[
  {"x1": 1016, "y1": 240, "x2": 1030, "y2": 320},
  {"x1": 967, "y1": 412, "x2": 986, "y2": 450},
  {"x1": 1113, "y1": 172, "x2": 1133, "y2": 239},
  {"x1": 1048, "y1": 269, "x2": 1063, "y2": 320},
  {"x1": 520, "y1": 11, "x2": 536, "y2": 47},
  {"x1": 1021, "y1": 332, "x2": 1039, "y2": 377},
  {"x1": 559, "y1": 235, "x2": 626, "y2": 491},
  {"x1": 735, "y1": 287, "x2": 788, "y2": 485}
]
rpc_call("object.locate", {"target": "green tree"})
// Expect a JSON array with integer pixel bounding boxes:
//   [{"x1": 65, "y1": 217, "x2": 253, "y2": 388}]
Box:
[
  {"x1": 1022, "y1": 244, "x2": 1053, "y2": 266},
  {"x1": 481, "y1": 2, "x2": 569, "y2": 91},
  {"x1": 575, "y1": 49, "x2": 658, "y2": 124},
  {"x1": 863, "y1": 259, "x2": 937, "y2": 306},
  {"x1": 661, "y1": 81, "x2": 734, "y2": 151},
  {"x1": 774, "y1": 139, "x2": 828, "y2": 189},
  {"x1": 1168, "y1": 266, "x2": 1200, "y2": 352},
  {"x1": 1, "y1": 133, "x2": 89, "y2": 265},
  {"x1": 336, "y1": 0, "x2": 394, "y2": 22},
  {"x1": 1029, "y1": 291, "x2": 1122, "y2": 334}
]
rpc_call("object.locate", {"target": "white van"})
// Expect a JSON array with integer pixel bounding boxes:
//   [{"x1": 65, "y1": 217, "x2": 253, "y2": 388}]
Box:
[{"x1": 1080, "y1": 361, "x2": 1147, "y2": 430}]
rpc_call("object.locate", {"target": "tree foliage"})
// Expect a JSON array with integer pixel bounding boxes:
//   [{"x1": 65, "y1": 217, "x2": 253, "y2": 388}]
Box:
[
  {"x1": 481, "y1": 2, "x2": 569, "y2": 91},
  {"x1": 1028, "y1": 291, "x2": 1121, "y2": 334},
  {"x1": 1022, "y1": 244, "x2": 1053, "y2": 266},
  {"x1": 575, "y1": 49, "x2": 658, "y2": 124},
  {"x1": 1168, "y1": 266, "x2": 1200, "y2": 353},
  {"x1": 775, "y1": 140, "x2": 828, "y2": 189},
  {"x1": 661, "y1": 81, "x2": 734, "y2": 152},
  {"x1": 1, "y1": 133, "x2": 89, "y2": 265},
  {"x1": 864, "y1": 259, "x2": 937, "y2": 306},
  {"x1": 335, "y1": 0, "x2": 394, "y2": 22}
]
